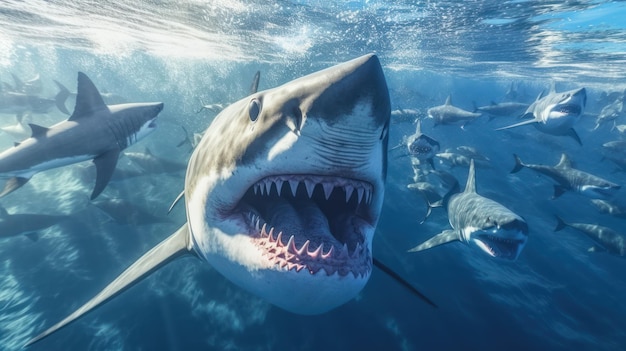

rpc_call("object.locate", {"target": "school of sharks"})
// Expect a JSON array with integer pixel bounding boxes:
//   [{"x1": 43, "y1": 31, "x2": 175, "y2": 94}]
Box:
[{"x1": 2, "y1": 51, "x2": 626, "y2": 348}]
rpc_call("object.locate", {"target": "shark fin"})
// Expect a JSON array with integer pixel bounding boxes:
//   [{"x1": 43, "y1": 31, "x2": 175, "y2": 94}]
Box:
[
  {"x1": 250, "y1": 70, "x2": 261, "y2": 94},
  {"x1": 415, "y1": 119, "x2": 422, "y2": 134},
  {"x1": 53, "y1": 80, "x2": 71, "y2": 115},
  {"x1": 25, "y1": 225, "x2": 192, "y2": 347},
  {"x1": 555, "y1": 153, "x2": 572, "y2": 169},
  {"x1": 407, "y1": 229, "x2": 461, "y2": 252},
  {"x1": 168, "y1": 190, "x2": 185, "y2": 214},
  {"x1": 11, "y1": 73, "x2": 24, "y2": 91},
  {"x1": 28, "y1": 123, "x2": 49, "y2": 138},
  {"x1": 553, "y1": 216, "x2": 567, "y2": 232},
  {"x1": 13, "y1": 142, "x2": 20, "y2": 147},
  {"x1": 511, "y1": 154, "x2": 525, "y2": 173},
  {"x1": 91, "y1": 149, "x2": 120, "y2": 200},
  {"x1": 444, "y1": 95, "x2": 451, "y2": 105},
  {"x1": 427, "y1": 158, "x2": 436, "y2": 170},
  {"x1": 464, "y1": 159, "x2": 476, "y2": 193},
  {"x1": 567, "y1": 128, "x2": 582, "y2": 146},
  {"x1": 69, "y1": 72, "x2": 108, "y2": 121},
  {"x1": 25, "y1": 232, "x2": 39, "y2": 242},
  {"x1": 0, "y1": 176, "x2": 31, "y2": 198},
  {"x1": 372, "y1": 258, "x2": 437, "y2": 308},
  {"x1": 552, "y1": 185, "x2": 567, "y2": 199},
  {"x1": 495, "y1": 118, "x2": 537, "y2": 131}
]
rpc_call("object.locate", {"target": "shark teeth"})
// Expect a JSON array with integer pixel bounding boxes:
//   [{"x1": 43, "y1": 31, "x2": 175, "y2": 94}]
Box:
[
  {"x1": 249, "y1": 213, "x2": 370, "y2": 278},
  {"x1": 252, "y1": 175, "x2": 373, "y2": 205}
]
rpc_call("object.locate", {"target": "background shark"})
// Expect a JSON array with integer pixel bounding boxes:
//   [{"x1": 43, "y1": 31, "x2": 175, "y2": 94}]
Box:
[
  {"x1": 427, "y1": 95, "x2": 482, "y2": 127},
  {"x1": 26, "y1": 54, "x2": 398, "y2": 345},
  {"x1": 391, "y1": 119, "x2": 440, "y2": 169},
  {"x1": 0, "y1": 72, "x2": 163, "y2": 199},
  {"x1": 0, "y1": 206, "x2": 68, "y2": 241},
  {"x1": 554, "y1": 217, "x2": 626, "y2": 257},
  {"x1": 409, "y1": 159, "x2": 529, "y2": 260},
  {"x1": 496, "y1": 87, "x2": 587, "y2": 145},
  {"x1": 511, "y1": 154, "x2": 620, "y2": 199}
]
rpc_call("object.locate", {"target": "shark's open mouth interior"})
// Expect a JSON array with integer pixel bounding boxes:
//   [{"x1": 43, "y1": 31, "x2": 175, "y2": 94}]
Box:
[
  {"x1": 238, "y1": 175, "x2": 374, "y2": 277},
  {"x1": 557, "y1": 104, "x2": 582, "y2": 115},
  {"x1": 475, "y1": 231, "x2": 527, "y2": 260}
]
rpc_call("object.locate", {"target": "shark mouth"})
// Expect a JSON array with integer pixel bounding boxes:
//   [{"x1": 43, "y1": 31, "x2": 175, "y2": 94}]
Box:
[
  {"x1": 409, "y1": 140, "x2": 438, "y2": 159},
  {"x1": 473, "y1": 232, "x2": 527, "y2": 260},
  {"x1": 555, "y1": 104, "x2": 582, "y2": 115},
  {"x1": 238, "y1": 175, "x2": 374, "y2": 278}
]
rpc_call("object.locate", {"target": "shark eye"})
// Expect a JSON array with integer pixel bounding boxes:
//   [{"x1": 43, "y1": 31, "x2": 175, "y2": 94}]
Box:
[{"x1": 249, "y1": 99, "x2": 261, "y2": 122}]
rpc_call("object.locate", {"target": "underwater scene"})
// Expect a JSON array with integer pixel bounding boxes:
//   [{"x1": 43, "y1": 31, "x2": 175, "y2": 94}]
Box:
[{"x1": 1, "y1": 1, "x2": 626, "y2": 350}]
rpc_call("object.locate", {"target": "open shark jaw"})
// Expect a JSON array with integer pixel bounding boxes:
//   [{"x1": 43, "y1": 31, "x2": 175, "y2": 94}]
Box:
[
  {"x1": 235, "y1": 174, "x2": 374, "y2": 278},
  {"x1": 470, "y1": 222, "x2": 528, "y2": 260}
]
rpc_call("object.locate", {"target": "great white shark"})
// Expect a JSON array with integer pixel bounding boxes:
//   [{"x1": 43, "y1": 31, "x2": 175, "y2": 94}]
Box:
[
  {"x1": 26, "y1": 54, "x2": 434, "y2": 346},
  {"x1": 408, "y1": 159, "x2": 528, "y2": 260},
  {"x1": 427, "y1": 95, "x2": 482, "y2": 127},
  {"x1": 511, "y1": 154, "x2": 620, "y2": 200},
  {"x1": 554, "y1": 216, "x2": 626, "y2": 257},
  {"x1": 391, "y1": 119, "x2": 440, "y2": 168},
  {"x1": 0, "y1": 72, "x2": 163, "y2": 199},
  {"x1": 495, "y1": 87, "x2": 587, "y2": 145}
]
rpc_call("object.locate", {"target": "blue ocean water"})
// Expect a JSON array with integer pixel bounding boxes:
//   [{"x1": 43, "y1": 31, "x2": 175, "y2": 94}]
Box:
[{"x1": 1, "y1": 1, "x2": 626, "y2": 350}]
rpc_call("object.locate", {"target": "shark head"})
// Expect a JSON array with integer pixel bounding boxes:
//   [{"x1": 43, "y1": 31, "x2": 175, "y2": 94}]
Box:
[
  {"x1": 468, "y1": 217, "x2": 529, "y2": 261},
  {"x1": 185, "y1": 54, "x2": 390, "y2": 314},
  {"x1": 579, "y1": 182, "x2": 621, "y2": 200},
  {"x1": 539, "y1": 87, "x2": 586, "y2": 128}
]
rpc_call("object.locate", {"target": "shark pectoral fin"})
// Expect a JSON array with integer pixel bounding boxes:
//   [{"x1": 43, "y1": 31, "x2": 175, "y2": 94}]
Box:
[
  {"x1": 495, "y1": 118, "x2": 537, "y2": 131},
  {"x1": 167, "y1": 190, "x2": 185, "y2": 214},
  {"x1": 0, "y1": 176, "x2": 31, "y2": 198},
  {"x1": 25, "y1": 225, "x2": 192, "y2": 347},
  {"x1": 91, "y1": 150, "x2": 120, "y2": 200},
  {"x1": 372, "y1": 258, "x2": 437, "y2": 308},
  {"x1": 407, "y1": 229, "x2": 460, "y2": 253},
  {"x1": 567, "y1": 128, "x2": 582, "y2": 146},
  {"x1": 428, "y1": 158, "x2": 436, "y2": 170},
  {"x1": 552, "y1": 185, "x2": 567, "y2": 199}
]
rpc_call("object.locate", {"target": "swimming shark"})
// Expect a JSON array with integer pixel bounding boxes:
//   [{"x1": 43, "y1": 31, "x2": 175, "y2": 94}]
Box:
[
  {"x1": 590, "y1": 199, "x2": 626, "y2": 220},
  {"x1": 26, "y1": 54, "x2": 435, "y2": 346},
  {"x1": 408, "y1": 159, "x2": 528, "y2": 260},
  {"x1": 391, "y1": 119, "x2": 440, "y2": 168},
  {"x1": 0, "y1": 206, "x2": 67, "y2": 241},
  {"x1": 511, "y1": 154, "x2": 620, "y2": 200},
  {"x1": 554, "y1": 216, "x2": 626, "y2": 257},
  {"x1": 473, "y1": 101, "x2": 529, "y2": 120},
  {"x1": 0, "y1": 72, "x2": 163, "y2": 199},
  {"x1": 496, "y1": 87, "x2": 587, "y2": 145},
  {"x1": 427, "y1": 95, "x2": 482, "y2": 127},
  {"x1": 0, "y1": 80, "x2": 70, "y2": 115}
]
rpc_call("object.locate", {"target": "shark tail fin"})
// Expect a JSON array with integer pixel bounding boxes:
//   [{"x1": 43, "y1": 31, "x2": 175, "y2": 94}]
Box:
[
  {"x1": 53, "y1": 80, "x2": 71, "y2": 115},
  {"x1": 372, "y1": 258, "x2": 437, "y2": 308},
  {"x1": 554, "y1": 216, "x2": 567, "y2": 232},
  {"x1": 25, "y1": 225, "x2": 192, "y2": 347},
  {"x1": 511, "y1": 154, "x2": 524, "y2": 173},
  {"x1": 407, "y1": 229, "x2": 460, "y2": 253}
]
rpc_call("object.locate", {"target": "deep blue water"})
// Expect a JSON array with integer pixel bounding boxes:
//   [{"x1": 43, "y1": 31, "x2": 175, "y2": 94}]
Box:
[{"x1": 1, "y1": 1, "x2": 626, "y2": 350}]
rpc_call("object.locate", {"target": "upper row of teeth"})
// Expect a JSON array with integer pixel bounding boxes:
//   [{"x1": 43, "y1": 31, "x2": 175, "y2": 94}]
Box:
[{"x1": 252, "y1": 176, "x2": 373, "y2": 204}]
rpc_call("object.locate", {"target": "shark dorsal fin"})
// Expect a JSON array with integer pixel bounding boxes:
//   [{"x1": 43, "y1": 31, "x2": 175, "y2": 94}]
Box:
[
  {"x1": 444, "y1": 95, "x2": 452, "y2": 105},
  {"x1": 69, "y1": 72, "x2": 108, "y2": 121},
  {"x1": 535, "y1": 91, "x2": 545, "y2": 101},
  {"x1": 464, "y1": 159, "x2": 476, "y2": 193},
  {"x1": 415, "y1": 119, "x2": 422, "y2": 134},
  {"x1": 556, "y1": 154, "x2": 572, "y2": 169},
  {"x1": 25, "y1": 225, "x2": 193, "y2": 347},
  {"x1": 28, "y1": 123, "x2": 49, "y2": 138}
]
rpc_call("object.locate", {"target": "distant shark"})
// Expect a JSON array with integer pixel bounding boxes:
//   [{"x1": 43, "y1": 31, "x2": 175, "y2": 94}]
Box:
[
  {"x1": 26, "y1": 54, "x2": 434, "y2": 346},
  {"x1": 511, "y1": 154, "x2": 620, "y2": 199},
  {"x1": 427, "y1": 95, "x2": 482, "y2": 127},
  {"x1": 554, "y1": 216, "x2": 626, "y2": 257},
  {"x1": 0, "y1": 79, "x2": 70, "y2": 115},
  {"x1": 0, "y1": 72, "x2": 163, "y2": 199},
  {"x1": 0, "y1": 206, "x2": 67, "y2": 241},
  {"x1": 473, "y1": 101, "x2": 529, "y2": 120},
  {"x1": 409, "y1": 159, "x2": 528, "y2": 260},
  {"x1": 496, "y1": 87, "x2": 586, "y2": 145},
  {"x1": 391, "y1": 119, "x2": 440, "y2": 168}
]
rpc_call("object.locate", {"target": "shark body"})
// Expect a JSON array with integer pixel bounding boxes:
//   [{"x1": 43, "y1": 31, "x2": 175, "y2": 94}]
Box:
[
  {"x1": 26, "y1": 54, "x2": 407, "y2": 345},
  {"x1": 392, "y1": 119, "x2": 440, "y2": 168},
  {"x1": 409, "y1": 159, "x2": 528, "y2": 260},
  {"x1": 0, "y1": 72, "x2": 163, "y2": 199},
  {"x1": 0, "y1": 206, "x2": 67, "y2": 241},
  {"x1": 555, "y1": 217, "x2": 626, "y2": 256},
  {"x1": 496, "y1": 87, "x2": 586, "y2": 145},
  {"x1": 511, "y1": 154, "x2": 620, "y2": 200},
  {"x1": 427, "y1": 96, "x2": 482, "y2": 127}
]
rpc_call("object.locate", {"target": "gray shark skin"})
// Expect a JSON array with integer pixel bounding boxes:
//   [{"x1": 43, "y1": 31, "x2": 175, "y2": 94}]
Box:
[
  {"x1": 590, "y1": 199, "x2": 626, "y2": 220},
  {"x1": 122, "y1": 148, "x2": 186, "y2": 175},
  {"x1": 390, "y1": 108, "x2": 423, "y2": 124},
  {"x1": 391, "y1": 119, "x2": 440, "y2": 168},
  {"x1": 593, "y1": 98, "x2": 623, "y2": 130},
  {"x1": 26, "y1": 54, "x2": 398, "y2": 346},
  {"x1": 409, "y1": 159, "x2": 528, "y2": 260},
  {"x1": 554, "y1": 216, "x2": 626, "y2": 256},
  {"x1": 427, "y1": 95, "x2": 482, "y2": 127},
  {"x1": 0, "y1": 206, "x2": 66, "y2": 241},
  {"x1": 0, "y1": 72, "x2": 163, "y2": 200},
  {"x1": 0, "y1": 79, "x2": 70, "y2": 115},
  {"x1": 511, "y1": 154, "x2": 620, "y2": 200},
  {"x1": 496, "y1": 87, "x2": 586, "y2": 145},
  {"x1": 473, "y1": 101, "x2": 529, "y2": 119}
]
